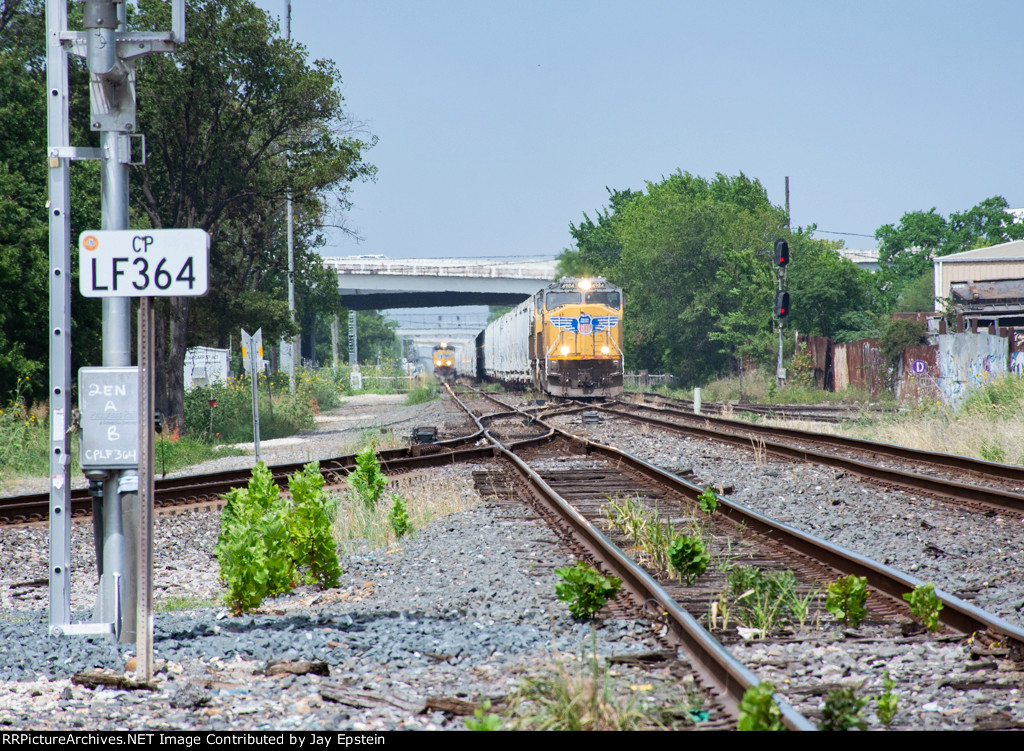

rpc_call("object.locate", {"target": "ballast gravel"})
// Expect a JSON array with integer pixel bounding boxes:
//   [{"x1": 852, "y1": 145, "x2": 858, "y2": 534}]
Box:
[
  {"x1": 4, "y1": 394, "x2": 1024, "y2": 730},
  {"x1": 547, "y1": 411, "x2": 1024, "y2": 630},
  {"x1": 0, "y1": 396, "x2": 694, "y2": 731}
]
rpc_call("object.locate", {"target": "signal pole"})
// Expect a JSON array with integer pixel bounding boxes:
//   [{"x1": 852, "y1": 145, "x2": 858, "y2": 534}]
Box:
[
  {"x1": 46, "y1": 0, "x2": 185, "y2": 646},
  {"x1": 773, "y1": 239, "x2": 790, "y2": 386}
]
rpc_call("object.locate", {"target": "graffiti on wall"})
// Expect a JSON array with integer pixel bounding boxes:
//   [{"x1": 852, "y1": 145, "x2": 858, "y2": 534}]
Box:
[{"x1": 936, "y1": 332, "x2": 1008, "y2": 405}]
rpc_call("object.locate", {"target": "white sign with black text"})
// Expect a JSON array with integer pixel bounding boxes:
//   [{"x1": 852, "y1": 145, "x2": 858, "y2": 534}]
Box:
[{"x1": 79, "y1": 229, "x2": 210, "y2": 297}]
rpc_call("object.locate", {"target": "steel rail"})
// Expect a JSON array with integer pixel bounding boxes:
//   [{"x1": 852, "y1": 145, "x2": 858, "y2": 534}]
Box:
[
  {"x1": 459, "y1": 386, "x2": 1024, "y2": 653},
  {"x1": 447, "y1": 387, "x2": 817, "y2": 731},
  {"x1": 0, "y1": 423, "x2": 490, "y2": 524},
  {"x1": 517, "y1": 411, "x2": 1024, "y2": 658},
  {"x1": 596, "y1": 403, "x2": 1024, "y2": 514},
  {"x1": 627, "y1": 392, "x2": 901, "y2": 423},
  {"x1": 615, "y1": 398, "x2": 1024, "y2": 486}
]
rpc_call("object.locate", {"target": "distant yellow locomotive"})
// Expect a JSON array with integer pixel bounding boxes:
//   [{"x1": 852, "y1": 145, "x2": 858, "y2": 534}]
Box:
[
  {"x1": 432, "y1": 342, "x2": 456, "y2": 383},
  {"x1": 477, "y1": 277, "x2": 624, "y2": 398}
]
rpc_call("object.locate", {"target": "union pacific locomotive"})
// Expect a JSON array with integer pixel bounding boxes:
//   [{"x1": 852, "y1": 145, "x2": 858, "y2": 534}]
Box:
[
  {"x1": 432, "y1": 342, "x2": 456, "y2": 383},
  {"x1": 476, "y1": 277, "x2": 624, "y2": 398}
]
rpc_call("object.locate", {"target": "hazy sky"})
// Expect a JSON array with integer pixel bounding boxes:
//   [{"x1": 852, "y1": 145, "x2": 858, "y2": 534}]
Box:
[{"x1": 254, "y1": 1, "x2": 1024, "y2": 260}]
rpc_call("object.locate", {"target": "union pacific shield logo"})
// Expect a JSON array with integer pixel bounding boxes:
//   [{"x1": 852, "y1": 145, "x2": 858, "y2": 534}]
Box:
[{"x1": 551, "y1": 315, "x2": 618, "y2": 335}]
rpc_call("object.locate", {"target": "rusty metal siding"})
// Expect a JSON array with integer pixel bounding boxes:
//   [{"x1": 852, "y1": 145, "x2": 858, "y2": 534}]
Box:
[
  {"x1": 833, "y1": 344, "x2": 849, "y2": 392},
  {"x1": 843, "y1": 338, "x2": 885, "y2": 396},
  {"x1": 940, "y1": 261, "x2": 1024, "y2": 298},
  {"x1": 898, "y1": 345, "x2": 940, "y2": 405},
  {"x1": 796, "y1": 335, "x2": 832, "y2": 390}
]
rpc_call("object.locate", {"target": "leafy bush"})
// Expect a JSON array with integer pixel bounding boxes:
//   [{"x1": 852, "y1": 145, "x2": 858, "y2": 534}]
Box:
[
  {"x1": 727, "y1": 567, "x2": 799, "y2": 631},
  {"x1": 903, "y1": 583, "x2": 943, "y2": 632},
  {"x1": 667, "y1": 535, "x2": 710, "y2": 585},
  {"x1": 388, "y1": 492, "x2": 411, "y2": 538},
  {"x1": 820, "y1": 686, "x2": 868, "y2": 731},
  {"x1": 698, "y1": 487, "x2": 719, "y2": 514},
  {"x1": 555, "y1": 562, "x2": 622, "y2": 620},
  {"x1": 184, "y1": 376, "x2": 314, "y2": 444},
  {"x1": 348, "y1": 442, "x2": 388, "y2": 509},
  {"x1": 825, "y1": 574, "x2": 868, "y2": 628},
  {"x1": 287, "y1": 462, "x2": 342, "y2": 589},
  {"x1": 296, "y1": 366, "x2": 344, "y2": 410},
  {"x1": 604, "y1": 494, "x2": 677, "y2": 571},
  {"x1": 879, "y1": 318, "x2": 928, "y2": 386},
  {"x1": 737, "y1": 682, "x2": 784, "y2": 731},
  {"x1": 215, "y1": 462, "x2": 295, "y2": 614},
  {"x1": 875, "y1": 671, "x2": 898, "y2": 727},
  {"x1": 464, "y1": 700, "x2": 502, "y2": 731},
  {"x1": 215, "y1": 461, "x2": 342, "y2": 614}
]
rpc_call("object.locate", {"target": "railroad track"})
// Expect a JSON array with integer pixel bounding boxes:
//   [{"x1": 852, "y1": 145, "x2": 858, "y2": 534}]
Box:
[
  {"x1": 453, "y1": 387, "x2": 1024, "y2": 728},
  {"x1": 8, "y1": 387, "x2": 1024, "y2": 728},
  {"x1": 626, "y1": 391, "x2": 902, "y2": 423},
  {"x1": 589, "y1": 399, "x2": 1024, "y2": 515}
]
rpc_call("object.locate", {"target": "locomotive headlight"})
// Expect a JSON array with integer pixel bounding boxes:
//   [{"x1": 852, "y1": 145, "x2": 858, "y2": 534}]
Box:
[
  {"x1": 601, "y1": 346, "x2": 610, "y2": 354},
  {"x1": 578, "y1": 279, "x2": 592, "y2": 291},
  {"x1": 560, "y1": 345, "x2": 571, "y2": 356}
]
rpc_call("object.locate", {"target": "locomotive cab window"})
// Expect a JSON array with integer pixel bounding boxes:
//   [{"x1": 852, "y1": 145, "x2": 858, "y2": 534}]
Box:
[
  {"x1": 546, "y1": 291, "x2": 581, "y2": 309},
  {"x1": 586, "y1": 290, "x2": 620, "y2": 308}
]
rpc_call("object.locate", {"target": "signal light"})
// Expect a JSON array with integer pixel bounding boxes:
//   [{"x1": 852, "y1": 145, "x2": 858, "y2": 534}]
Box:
[
  {"x1": 775, "y1": 291, "x2": 790, "y2": 318},
  {"x1": 774, "y1": 239, "x2": 789, "y2": 266}
]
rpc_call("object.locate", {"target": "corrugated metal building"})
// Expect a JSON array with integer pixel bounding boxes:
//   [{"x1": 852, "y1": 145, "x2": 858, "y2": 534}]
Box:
[{"x1": 933, "y1": 240, "x2": 1024, "y2": 327}]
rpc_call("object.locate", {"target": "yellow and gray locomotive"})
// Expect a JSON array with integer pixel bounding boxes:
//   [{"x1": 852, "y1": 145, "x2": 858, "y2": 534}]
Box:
[
  {"x1": 478, "y1": 277, "x2": 624, "y2": 398},
  {"x1": 431, "y1": 342, "x2": 456, "y2": 383}
]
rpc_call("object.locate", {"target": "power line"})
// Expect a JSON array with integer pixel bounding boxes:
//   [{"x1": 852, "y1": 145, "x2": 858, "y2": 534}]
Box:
[{"x1": 816, "y1": 230, "x2": 876, "y2": 239}]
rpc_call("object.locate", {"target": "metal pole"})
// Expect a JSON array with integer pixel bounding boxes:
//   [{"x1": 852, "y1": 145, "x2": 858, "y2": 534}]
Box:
[
  {"x1": 88, "y1": 0, "x2": 131, "y2": 639},
  {"x1": 46, "y1": 0, "x2": 74, "y2": 632},
  {"x1": 285, "y1": 0, "x2": 296, "y2": 394},
  {"x1": 136, "y1": 298, "x2": 155, "y2": 679}
]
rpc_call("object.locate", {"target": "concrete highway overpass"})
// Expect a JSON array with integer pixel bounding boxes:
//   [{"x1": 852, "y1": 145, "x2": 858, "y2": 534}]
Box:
[{"x1": 322, "y1": 256, "x2": 559, "y2": 310}]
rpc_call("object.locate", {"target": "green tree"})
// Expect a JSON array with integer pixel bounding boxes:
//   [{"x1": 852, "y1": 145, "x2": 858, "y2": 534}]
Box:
[
  {"x1": 0, "y1": 0, "x2": 103, "y2": 402},
  {"x1": 875, "y1": 196, "x2": 1023, "y2": 309},
  {"x1": 587, "y1": 171, "x2": 788, "y2": 384},
  {"x1": 354, "y1": 310, "x2": 399, "y2": 364},
  {"x1": 130, "y1": 0, "x2": 375, "y2": 428},
  {"x1": 558, "y1": 187, "x2": 639, "y2": 277},
  {"x1": 786, "y1": 234, "x2": 874, "y2": 338},
  {"x1": 948, "y1": 196, "x2": 1024, "y2": 250}
]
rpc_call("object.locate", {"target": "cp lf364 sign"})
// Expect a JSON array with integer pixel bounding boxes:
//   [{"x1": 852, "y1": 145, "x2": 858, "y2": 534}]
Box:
[{"x1": 79, "y1": 229, "x2": 210, "y2": 297}]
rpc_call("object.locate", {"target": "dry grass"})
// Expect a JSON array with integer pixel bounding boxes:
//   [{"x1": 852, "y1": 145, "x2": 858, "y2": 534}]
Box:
[
  {"x1": 506, "y1": 649, "x2": 655, "y2": 731},
  {"x1": 796, "y1": 374, "x2": 1024, "y2": 466},
  {"x1": 331, "y1": 469, "x2": 481, "y2": 553},
  {"x1": 830, "y1": 410, "x2": 1024, "y2": 465}
]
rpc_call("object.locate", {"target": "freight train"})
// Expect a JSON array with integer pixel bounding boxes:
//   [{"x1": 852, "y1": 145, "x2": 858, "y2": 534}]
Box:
[
  {"x1": 475, "y1": 277, "x2": 624, "y2": 398},
  {"x1": 431, "y1": 342, "x2": 456, "y2": 383}
]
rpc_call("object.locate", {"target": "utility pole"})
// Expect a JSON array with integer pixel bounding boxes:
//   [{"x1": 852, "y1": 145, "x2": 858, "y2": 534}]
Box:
[{"x1": 285, "y1": 0, "x2": 297, "y2": 394}]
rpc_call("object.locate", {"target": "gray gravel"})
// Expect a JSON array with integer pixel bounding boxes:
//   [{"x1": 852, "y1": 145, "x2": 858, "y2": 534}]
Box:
[
  {"x1": 547, "y1": 411, "x2": 1024, "y2": 629},
  {"x1": 5, "y1": 393, "x2": 1024, "y2": 730},
  {"x1": 0, "y1": 395, "x2": 701, "y2": 731},
  {"x1": 546, "y1": 409, "x2": 1024, "y2": 729}
]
